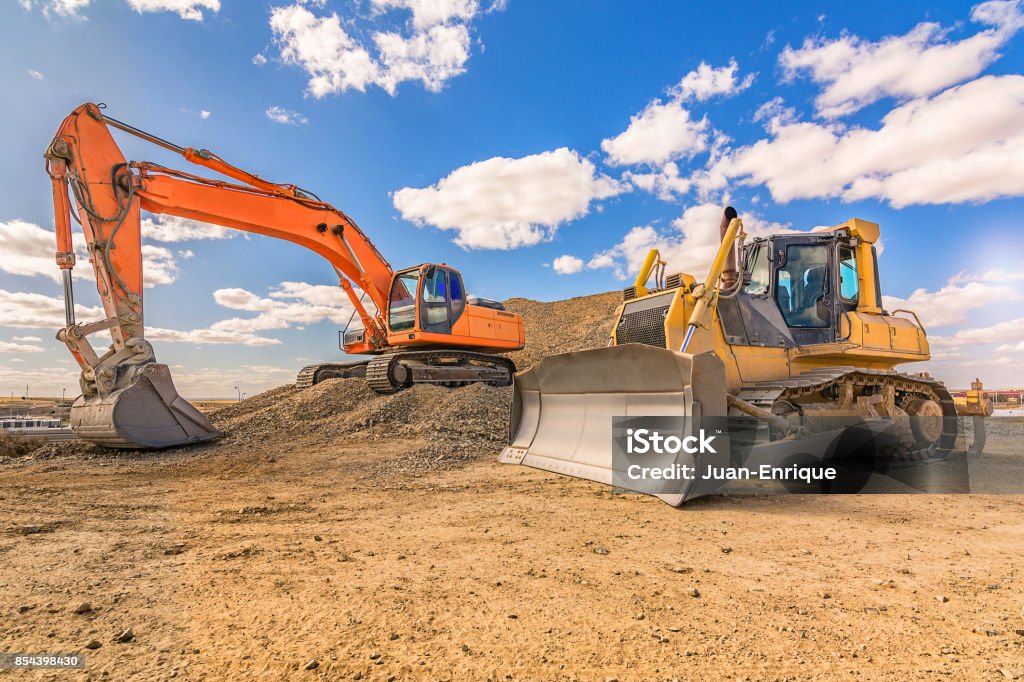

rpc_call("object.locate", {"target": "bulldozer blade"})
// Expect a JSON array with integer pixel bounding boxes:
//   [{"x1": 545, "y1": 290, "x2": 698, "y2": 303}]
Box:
[
  {"x1": 70, "y1": 363, "x2": 223, "y2": 449},
  {"x1": 499, "y1": 344, "x2": 728, "y2": 506}
]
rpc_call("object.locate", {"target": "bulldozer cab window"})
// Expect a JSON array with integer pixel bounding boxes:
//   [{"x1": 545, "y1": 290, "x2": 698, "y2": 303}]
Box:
[
  {"x1": 388, "y1": 271, "x2": 419, "y2": 332},
  {"x1": 838, "y1": 245, "x2": 859, "y2": 303},
  {"x1": 421, "y1": 267, "x2": 452, "y2": 334},
  {"x1": 776, "y1": 244, "x2": 829, "y2": 328},
  {"x1": 744, "y1": 243, "x2": 770, "y2": 295}
]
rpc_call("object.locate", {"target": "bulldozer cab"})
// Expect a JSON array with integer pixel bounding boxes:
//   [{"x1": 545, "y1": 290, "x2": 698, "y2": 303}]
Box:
[
  {"x1": 723, "y1": 231, "x2": 883, "y2": 348},
  {"x1": 386, "y1": 264, "x2": 467, "y2": 336}
]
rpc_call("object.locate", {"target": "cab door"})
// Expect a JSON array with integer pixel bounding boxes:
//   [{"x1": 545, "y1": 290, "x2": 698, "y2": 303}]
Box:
[{"x1": 419, "y1": 266, "x2": 467, "y2": 335}]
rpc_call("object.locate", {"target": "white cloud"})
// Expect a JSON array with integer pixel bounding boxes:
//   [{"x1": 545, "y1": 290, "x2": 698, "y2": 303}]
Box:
[
  {"x1": 883, "y1": 280, "x2": 1022, "y2": 328},
  {"x1": 252, "y1": 53, "x2": 268, "y2": 66},
  {"x1": 203, "y1": 281, "x2": 355, "y2": 338},
  {"x1": 12, "y1": 336, "x2": 42, "y2": 342},
  {"x1": 141, "y1": 245, "x2": 179, "y2": 287},
  {"x1": 781, "y1": 0, "x2": 1024, "y2": 118},
  {"x1": 125, "y1": 0, "x2": 220, "y2": 21},
  {"x1": 27, "y1": 69, "x2": 44, "y2": 80},
  {"x1": 270, "y1": 4, "x2": 381, "y2": 96},
  {"x1": 374, "y1": 23, "x2": 472, "y2": 94},
  {"x1": 392, "y1": 148, "x2": 624, "y2": 250},
  {"x1": 0, "y1": 219, "x2": 183, "y2": 288},
  {"x1": 588, "y1": 203, "x2": 789, "y2": 280},
  {"x1": 269, "y1": 0, "x2": 496, "y2": 96},
  {"x1": 671, "y1": 59, "x2": 754, "y2": 102},
  {"x1": 600, "y1": 60, "x2": 752, "y2": 170},
  {"x1": 0, "y1": 289, "x2": 104, "y2": 329},
  {"x1": 199, "y1": 109, "x2": 211, "y2": 119},
  {"x1": 753, "y1": 97, "x2": 797, "y2": 130},
  {"x1": 23, "y1": 0, "x2": 220, "y2": 20},
  {"x1": 19, "y1": 0, "x2": 91, "y2": 18},
  {"x1": 0, "y1": 219, "x2": 88, "y2": 282},
  {"x1": 703, "y1": 74, "x2": 1024, "y2": 207},
  {"x1": 142, "y1": 215, "x2": 236, "y2": 242},
  {"x1": 372, "y1": 0, "x2": 478, "y2": 29},
  {"x1": 551, "y1": 255, "x2": 584, "y2": 275},
  {"x1": 265, "y1": 105, "x2": 309, "y2": 125},
  {"x1": 147, "y1": 326, "x2": 282, "y2": 346},
  {"x1": 601, "y1": 99, "x2": 709, "y2": 167},
  {"x1": 0, "y1": 341, "x2": 44, "y2": 353}
]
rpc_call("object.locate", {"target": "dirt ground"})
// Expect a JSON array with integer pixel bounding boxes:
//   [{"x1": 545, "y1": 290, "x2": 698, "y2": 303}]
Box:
[
  {"x1": 0, "y1": 427, "x2": 1022, "y2": 681},
  {"x1": 2, "y1": 291, "x2": 1022, "y2": 680}
]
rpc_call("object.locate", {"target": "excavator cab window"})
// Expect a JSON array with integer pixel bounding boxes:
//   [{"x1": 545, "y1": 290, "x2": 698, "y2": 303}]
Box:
[
  {"x1": 776, "y1": 244, "x2": 829, "y2": 328},
  {"x1": 421, "y1": 266, "x2": 452, "y2": 334},
  {"x1": 449, "y1": 270, "x2": 466, "y2": 321},
  {"x1": 388, "y1": 271, "x2": 419, "y2": 332}
]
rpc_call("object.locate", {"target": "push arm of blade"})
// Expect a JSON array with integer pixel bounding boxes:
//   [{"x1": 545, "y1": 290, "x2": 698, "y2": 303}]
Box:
[{"x1": 680, "y1": 209, "x2": 743, "y2": 353}]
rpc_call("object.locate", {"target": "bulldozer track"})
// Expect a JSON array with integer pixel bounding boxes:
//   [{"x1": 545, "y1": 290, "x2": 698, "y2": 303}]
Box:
[{"x1": 737, "y1": 366, "x2": 959, "y2": 457}]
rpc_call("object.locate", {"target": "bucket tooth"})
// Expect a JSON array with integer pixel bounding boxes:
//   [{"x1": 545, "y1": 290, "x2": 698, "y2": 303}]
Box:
[
  {"x1": 500, "y1": 344, "x2": 728, "y2": 505},
  {"x1": 70, "y1": 363, "x2": 222, "y2": 449}
]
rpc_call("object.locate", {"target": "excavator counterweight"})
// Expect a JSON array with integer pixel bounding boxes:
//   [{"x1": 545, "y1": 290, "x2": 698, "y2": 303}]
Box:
[{"x1": 46, "y1": 103, "x2": 523, "y2": 449}]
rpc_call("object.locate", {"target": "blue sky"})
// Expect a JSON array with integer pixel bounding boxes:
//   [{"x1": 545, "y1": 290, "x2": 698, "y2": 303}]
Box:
[{"x1": 2, "y1": 0, "x2": 1023, "y2": 397}]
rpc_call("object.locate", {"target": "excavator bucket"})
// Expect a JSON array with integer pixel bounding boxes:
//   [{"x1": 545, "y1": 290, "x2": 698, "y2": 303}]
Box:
[
  {"x1": 70, "y1": 363, "x2": 222, "y2": 449},
  {"x1": 499, "y1": 344, "x2": 729, "y2": 505}
]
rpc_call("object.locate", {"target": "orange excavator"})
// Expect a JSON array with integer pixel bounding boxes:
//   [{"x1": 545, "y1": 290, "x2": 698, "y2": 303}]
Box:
[{"x1": 45, "y1": 103, "x2": 524, "y2": 449}]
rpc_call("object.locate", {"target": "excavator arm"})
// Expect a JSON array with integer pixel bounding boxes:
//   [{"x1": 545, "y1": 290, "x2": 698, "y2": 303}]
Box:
[{"x1": 44, "y1": 102, "x2": 398, "y2": 448}]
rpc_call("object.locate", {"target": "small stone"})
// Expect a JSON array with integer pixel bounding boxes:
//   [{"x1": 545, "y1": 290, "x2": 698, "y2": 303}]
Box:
[
  {"x1": 353, "y1": 673, "x2": 363, "y2": 681},
  {"x1": 74, "y1": 602, "x2": 93, "y2": 615},
  {"x1": 936, "y1": 595, "x2": 949, "y2": 603},
  {"x1": 671, "y1": 566, "x2": 692, "y2": 574},
  {"x1": 303, "y1": 660, "x2": 319, "y2": 671},
  {"x1": 18, "y1": 605, "x2": 33, "y2": 613},
  {"x1": 635, "y1": 613, "x2": 645, "y2": 620},
  {"x1": 721, "y1": 546, "x2": 733, "y2": 554},
  {"x1": 821, "y1": 592, "x2": 832, "y2": 599},
  {"x1": 688, "y1": 587, "x2": 700, "y2": 598},
  {"x1": 606, "y1": 677, "x2": 619, "y2": 682},
  {"x1": 313, "y1": 535, "x2": 323, "y2": 542},
  {"x1": 594, "y1": 546, "x2": 609, "y2": 555},
  {"x1": 508, "y1": 613, "x2": 518, "y2": 619},
  {"x1": 998, "y1": 669, "x2": 1014, "y2": 680},
  {"x1": 668, "y1": 626, "x2": 681, "y2": 632},
  {"x1": 389, "y1": 632, "x2": 399, "y2": 641},
  {"x1": 85, "y1": 640, "x2": 102, "y2": 650},
  {"x1": 113, "y1": 628, "x2": 134, "y2": 643},
  {"x1": 369, "y1": 651, "x2": 381, "y2": 660}
]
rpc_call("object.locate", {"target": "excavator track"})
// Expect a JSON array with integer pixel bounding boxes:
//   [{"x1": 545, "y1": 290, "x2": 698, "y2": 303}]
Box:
[
  {"x1": 299, "y1": 351, "x2": 516, "y2": 394},
  {"x1": 296, "y1": 360, "x2": 369, "y2": 389},
  {"x1": 736, "y1": 366, "x2": 959, "y2": 456}
]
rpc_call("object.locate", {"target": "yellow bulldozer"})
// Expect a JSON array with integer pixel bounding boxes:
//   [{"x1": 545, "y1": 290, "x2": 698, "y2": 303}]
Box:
[{"x1": 501, "y1": 207, "x2": 992, "y2": 502}]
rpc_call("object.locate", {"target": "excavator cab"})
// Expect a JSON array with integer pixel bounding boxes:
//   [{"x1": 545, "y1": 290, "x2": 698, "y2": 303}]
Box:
[{"x1": 386, "y1": 264, "x2": 465, "y2": 336}]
